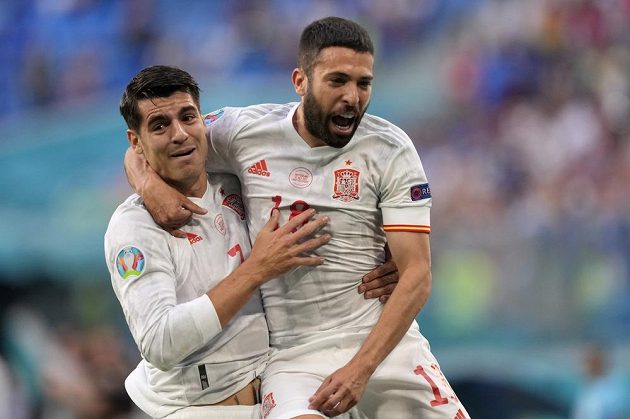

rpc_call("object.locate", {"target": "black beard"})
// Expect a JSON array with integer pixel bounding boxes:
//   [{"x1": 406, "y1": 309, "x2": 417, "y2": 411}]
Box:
[{"x1": 302, "y1": 91, "x2": 365, "y2": 148}]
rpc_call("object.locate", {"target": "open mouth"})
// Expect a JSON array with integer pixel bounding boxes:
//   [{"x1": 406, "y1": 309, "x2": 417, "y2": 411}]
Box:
[
  {"x1": 171, "y1": 147, "x2": 195, "y2": 158},
  {"x1": 331, "y1": 113, "x2": 356, "y2": 133}
]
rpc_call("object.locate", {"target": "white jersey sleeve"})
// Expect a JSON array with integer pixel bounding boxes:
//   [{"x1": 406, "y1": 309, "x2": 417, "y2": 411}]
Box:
[
  {"x1": 370, "y1": 118, "x2": 432, "y2": 233},
  {"x1": 104, "y1": 197, "x2": 222, "y2": 371},
  {"x1": 204, "y1": 107, "x2": 243, "y2": 175}
]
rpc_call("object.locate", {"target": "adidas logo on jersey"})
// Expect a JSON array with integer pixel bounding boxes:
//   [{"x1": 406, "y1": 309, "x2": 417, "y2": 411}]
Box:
[
  {"x1": 186, "y1": 232, "x2": 203, "y2": 245},
  {"x1": 248, "y1": 160, "x2": 270, "y2": 177}
]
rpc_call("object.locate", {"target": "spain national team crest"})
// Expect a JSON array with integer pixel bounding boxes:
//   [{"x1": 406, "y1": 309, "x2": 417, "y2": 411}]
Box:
[
  {"x1": 222, "y1": 194, "x2": 246, "y2": 220},
  {"x1": 332, "y1": 168, "x2": 360, "y2": 203},
  {"x1": 115, "y1": 246, "x2": 145, "y2": 279}
]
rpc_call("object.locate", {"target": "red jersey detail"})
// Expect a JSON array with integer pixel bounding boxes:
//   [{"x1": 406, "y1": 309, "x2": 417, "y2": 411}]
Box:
[
  {"x1": 262, "y1": 392, "x2": 276, "y2": 418},
  {"x1": 222, "y1": 194, "x2": 246, "y2": 220},
  {"x1": 186, "y1": 233, "x2": 203, "y2": 245},
  {"x1": 248, "y1": 159, "x2": 271, "y2": 177},
  {"x1": 332, "y1": 168, "x2": 360, "y2": 203}
]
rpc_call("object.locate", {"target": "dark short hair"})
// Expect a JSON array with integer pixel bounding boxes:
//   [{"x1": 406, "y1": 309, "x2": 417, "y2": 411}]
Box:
[
  {"x1": 120, "y1": 65, "x2": 201, "y2": 132},
  {"x1": 298, "y1": 16, "x2": 374, "y2": 75}
]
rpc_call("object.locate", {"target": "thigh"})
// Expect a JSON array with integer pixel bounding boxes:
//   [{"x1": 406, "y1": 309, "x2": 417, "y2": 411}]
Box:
[
  {"x1": 358, "y1": 329, "x2": 470, "y2": 419},
  {"x1": 261, "y1": 371, "x2": 326, "y2": 419},
  {"x1": 260, "y1": 345, "x2": 365, "y2": 419},
  {"x1": 164, "y1": 405, "x2": 260, "y2": 419}
]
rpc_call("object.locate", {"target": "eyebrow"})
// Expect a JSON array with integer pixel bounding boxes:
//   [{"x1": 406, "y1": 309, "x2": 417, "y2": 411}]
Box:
[
  {"x1": 145, "y1": 105, "x2": 198, "y2": 126},
  {"x1": 178, "y1": 105, "x2": 198, "y2": 116},
  {"x1": 325, "y1": 71, "x2": 373, "y2": 81}
]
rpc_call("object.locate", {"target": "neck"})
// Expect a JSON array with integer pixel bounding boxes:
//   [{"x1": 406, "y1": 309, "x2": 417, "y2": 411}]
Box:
[
  {"x1": 170, "y1": 172, "x2": 208, "y2": 198},
  {"x1": 293, "y1": 104, "x2": 325, "y2": 148}
]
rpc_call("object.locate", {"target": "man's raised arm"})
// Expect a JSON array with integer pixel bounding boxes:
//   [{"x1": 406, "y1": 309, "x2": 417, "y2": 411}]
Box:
[
  {"x1": 309, "y1": 232, "x2": 431, "y2": 415},
  {"x1": 124, "y1": 147, "x2": 207, "y2": 237}
]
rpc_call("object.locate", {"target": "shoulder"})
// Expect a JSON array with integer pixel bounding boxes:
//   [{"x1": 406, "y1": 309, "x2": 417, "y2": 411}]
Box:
[
  {"x1": 207, "y1": 173, "x2": 241, "y2": 196},
  {"x1": 237, "y1": 102, "x2": 295, "y2": 122},
  {"x1": 358, "y1": 113, "x2": 413, "y2": 149},
  {"x1": 204, "y1": 103, "x2": 295, "y2": 130},
  {"x1": 105, "y1": 194, "x2": 167, "y2": 247}
]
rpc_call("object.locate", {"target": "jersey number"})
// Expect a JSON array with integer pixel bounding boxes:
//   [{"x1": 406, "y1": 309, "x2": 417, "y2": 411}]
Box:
[
  {"x1": 271, "y1": 196, "x2": 311, "y2": 231},
  {"x1": 227, "y1": 244, "x2": 244, "y2": 263},
  {"x1": 414, "y1": 365, "x2": 449, "y2": 407},
  {"x1": 271, "y1": 195, "x2": 311, "y2": 220}
]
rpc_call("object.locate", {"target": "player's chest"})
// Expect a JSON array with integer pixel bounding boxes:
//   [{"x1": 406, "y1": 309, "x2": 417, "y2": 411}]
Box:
[
  {"x1": 236, "y1": 151, "x2": 377, "y2": 210},
  {"x1": 172, "y1": 206, "x2": 249, "y2": 288}
]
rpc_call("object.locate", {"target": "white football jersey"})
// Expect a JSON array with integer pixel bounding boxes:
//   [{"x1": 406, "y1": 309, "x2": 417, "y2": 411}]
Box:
[
  {"x1": 104, "y1": 174, "x2": 267, "y2": 418},
  {"x1": 205, "y1": 103, "x2": 432, "y2": 350}
]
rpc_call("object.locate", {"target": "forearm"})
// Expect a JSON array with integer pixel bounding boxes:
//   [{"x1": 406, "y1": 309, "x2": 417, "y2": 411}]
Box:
[
  {"x1": 139, "y1": 295, "x2": 222, "y2": 370},
  {"x1": 124, "y1": 146, "x2": 151, "y2": 195},
  {"x1": 349, "y1": 264, "x2": 430, "y2": 373},
  {"x1": 139, "y1": 263, "x2": 263, "y2": 370},
  {"x1": 206, "y1": 259, "x2": 264, "y2": 327}
]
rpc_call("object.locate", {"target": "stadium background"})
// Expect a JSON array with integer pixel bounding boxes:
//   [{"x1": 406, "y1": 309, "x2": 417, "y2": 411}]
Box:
[{"x1": 1, "y1": 0, "x2": 629, "y2": 417}]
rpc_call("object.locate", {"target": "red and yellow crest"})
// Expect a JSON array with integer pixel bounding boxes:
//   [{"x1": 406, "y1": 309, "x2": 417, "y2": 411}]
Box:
[{"x1": 332, "y1": 168, "x2": 360, "y2": 202}]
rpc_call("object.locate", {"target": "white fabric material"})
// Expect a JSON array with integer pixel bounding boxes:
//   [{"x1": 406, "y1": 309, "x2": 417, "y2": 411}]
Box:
[
  {"x1": 202, "y1": 103, "x2": 465, "y2": 417},
  {"x1": 105, "y1": 175, "x2": 269, "y2": 418},
  {"x1": 205, "y1": 103, "x2": 432, "y2": 350},
  {"x1": 261, "y1": 326, "x2": 469, "y2": 419},
  {"x1": 163, "y1": 404, "x2": 260, "y2": 419}
]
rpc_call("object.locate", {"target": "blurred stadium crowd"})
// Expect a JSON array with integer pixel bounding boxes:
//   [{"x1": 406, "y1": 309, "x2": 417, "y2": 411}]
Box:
[{"x1": 1, "y1": 0, "x2": 629, "y2": 418}]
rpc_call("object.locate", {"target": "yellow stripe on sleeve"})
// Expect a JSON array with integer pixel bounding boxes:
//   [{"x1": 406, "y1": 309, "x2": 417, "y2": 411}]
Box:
[{"x1": 383, "y1": 224, "x2": 431, "y2": 233}]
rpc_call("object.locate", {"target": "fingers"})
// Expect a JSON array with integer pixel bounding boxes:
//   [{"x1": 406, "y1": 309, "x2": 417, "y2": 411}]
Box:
[
  {"x1": 293, "y1": 234, "x2": 331, "y2": 255},
  {"x1": 362, "y1": 258, "x2": 398, "y2": 282},
  {"x1": 181, "y1": 199, "x2": 207, "y2": 215},
  {"x1": 309, "y1": 382, "x2": 354, "y2": 416},
  {"x1": 292, "y1": 214, "x2": 329, "y2": 241},
  {"x1": 167, "y1": 228, "x2": 188, "y2": 239},
  {"x1": 276, "y1": 208, "x2": 316, "y2": 235},
  {"x1": 308, "y1": 378, "x2": 333, "y2": 409},
  {"x1": 290, "y1": 255, "x2": 325, "y2": 267},
  {"x1": 261, "y1": 209, "x2": 281, "y2": 233},
  {"x1": 159, "y1": 207, "x2": 194, "y2": 229},
  {"x1": 362, "y1": 282, "x2": 396, "y2": 300},
  {"x1": 358, "y1": 272, "x2": 398, "y2": 294},
  {"x1": 322, "y1": 396, "x2": 352, "y2": 417}
]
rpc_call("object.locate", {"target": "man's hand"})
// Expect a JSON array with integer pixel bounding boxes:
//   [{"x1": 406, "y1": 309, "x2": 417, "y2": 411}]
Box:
[
  {"x1": 308, "y1": 361, "x2": 372, "y2": 416},
  {"x1": 208, "y1": 208, "x2": 331, "y2": 326},
  {"x1": 124, "y1": 147, "x2": 206, "y2": 238},
  {"x1": 142, "y1": 172, "x2": 207, "y2": 238},
  {"x1": 358, "y1": 257, "x2": 398, "y2": 303},
  {"x1": 243, "y1": 209, "x2": 331, "y2": 283}
]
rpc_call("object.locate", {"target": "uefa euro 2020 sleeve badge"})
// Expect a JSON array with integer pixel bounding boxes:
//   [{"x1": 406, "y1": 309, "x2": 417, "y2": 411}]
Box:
[{"x1": 115, "y1": 246, "x2": 146, "y2": 279}]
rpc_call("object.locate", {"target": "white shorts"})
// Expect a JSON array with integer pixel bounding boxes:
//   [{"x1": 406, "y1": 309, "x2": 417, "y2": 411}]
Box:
[
  {"x1": 260, "y1": 326, "x2": 469, "y2": 419},
  {"x1": 163, "y1": 404, "x2": 260, "y2": 419}
]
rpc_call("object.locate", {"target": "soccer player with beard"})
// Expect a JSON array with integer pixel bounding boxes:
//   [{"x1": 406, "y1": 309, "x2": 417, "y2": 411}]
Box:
[{"x1": 127, "y1": 17, "x2": 468, "y2": 419}]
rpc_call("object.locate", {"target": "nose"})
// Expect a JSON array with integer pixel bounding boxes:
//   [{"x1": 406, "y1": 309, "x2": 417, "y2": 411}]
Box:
[
  {"x1": 342, "y1": 84, "x2": 359, "y2": 107},
  {"x1": 171, "y1": 120, "x2": 188, "y2": 143}
]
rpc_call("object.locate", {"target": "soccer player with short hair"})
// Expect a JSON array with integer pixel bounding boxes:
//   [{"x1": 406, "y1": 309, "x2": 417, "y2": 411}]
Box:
[
  {"x1": 128, "y1": 17, "x2": 469, "y2": 419},
  {"x1": 106, "y1": 65, "x2": 331, "y2": 418}
]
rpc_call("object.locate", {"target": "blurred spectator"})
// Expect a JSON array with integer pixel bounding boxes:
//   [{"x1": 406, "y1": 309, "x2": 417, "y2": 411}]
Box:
[
  {"x1": 4, "y1": 305, "x2": 138, "y2": 419},
  {"x1": 571, "y1": 344, "x2": 630, "y2": 419}
]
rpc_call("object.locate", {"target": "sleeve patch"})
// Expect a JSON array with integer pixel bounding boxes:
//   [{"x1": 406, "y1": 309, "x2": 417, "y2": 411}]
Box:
[
  {"x1": 410, "y1": 183, "x2": 431, "y2": 201},
  {"x1": 222, "y1": 194, "x2": 246, "y2": 221},
  {"x1": 204, "y1": 108, "x2": 225, "y2": 126},
  {"x1": 115, "y1": 246, "x2": 146, "y2": 279}
]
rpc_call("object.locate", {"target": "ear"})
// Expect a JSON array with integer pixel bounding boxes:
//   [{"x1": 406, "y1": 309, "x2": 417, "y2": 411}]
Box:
[
  {"x1": 127, "y1": 130, "x2": 144, "y2": 155},
  {"x1": 292, "y1": 68, "x2": 307, "y2": 98}
]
